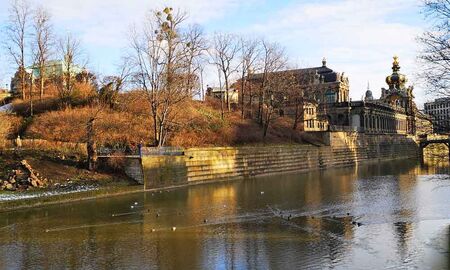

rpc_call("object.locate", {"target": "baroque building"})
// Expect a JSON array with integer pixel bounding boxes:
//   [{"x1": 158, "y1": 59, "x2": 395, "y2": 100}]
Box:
[
  {"x1": 324, "y1": 56, "x2": 432, "y2": 135},
  {"x1": 237, "y1": 58, "x2": 348, "y2": 131},
  {"x1": 233, "y1": 56, "x2": 431, "y2": 135}
]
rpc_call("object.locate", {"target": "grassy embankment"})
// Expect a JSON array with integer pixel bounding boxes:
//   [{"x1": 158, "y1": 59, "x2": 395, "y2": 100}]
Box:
[
  {"x1": 14, "y1": 95, "x2": 306, "y2": 148},
  {"x1": 0, "y1": 90, "x2": 311, "y2": 203},
  {"x1": 0, "y1": 101, "x2": 137, "y2": 197}
]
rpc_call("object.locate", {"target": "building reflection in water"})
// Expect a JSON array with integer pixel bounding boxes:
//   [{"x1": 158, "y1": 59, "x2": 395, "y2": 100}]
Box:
[
  {"x1": 421, "y1": 157, "x2": 450, "y2": 175},
  {"x1": 0, "y1": 159, "x2": 449, "y2": 269}
]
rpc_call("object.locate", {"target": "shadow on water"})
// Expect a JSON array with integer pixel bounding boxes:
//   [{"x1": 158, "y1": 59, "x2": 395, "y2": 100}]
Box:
[{"x1": 0, "y1": 158, "x2": 449, "y2": 269}]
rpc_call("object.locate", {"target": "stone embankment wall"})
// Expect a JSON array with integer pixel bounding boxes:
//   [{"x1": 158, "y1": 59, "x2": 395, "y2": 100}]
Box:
[
  {"x1": 97, "y1": 156, "x2": 144, "y2": 184},
  {"x1": 142, "y1": 132, "x2": 419, "y2": 189},
  {"x1": 123, "y1": 158, "x2": 145, "y2": 184}
]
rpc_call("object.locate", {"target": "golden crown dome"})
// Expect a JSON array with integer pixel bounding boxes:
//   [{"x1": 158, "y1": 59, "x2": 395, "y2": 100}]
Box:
[{"x1": 385, "y1": 56, "x2": 407, "y2": 89}]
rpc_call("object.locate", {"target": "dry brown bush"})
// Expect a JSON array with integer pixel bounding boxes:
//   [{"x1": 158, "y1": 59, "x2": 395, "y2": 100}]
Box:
[
  {"x1": 0, "y1": 113, "x2": 22, "y2": 148},
  {"x1": 72, "y1": 81, "x2": 97, "y2": 101},
  {"x1": 21, "y1": 139, "x2": 87, "y2": 157},
  {"x1": 26, "y1": 106, "x2": 153, "y2": 147},
  {"x1": 117, "y1": 91, "x2": 151, "y2": 116},
  {"x1": 11, "y1": 81, "x2": 97, "y2": 117},
  {"x1": 105, "y1": 152, "x2": 127, "y2": 171},
  {"x1": 12, "y1": 98, "x2": 60, "y2": 116},
  {"x1": 26, "y1": 100, "x2": 305, "y2": 148},
  {"x1": 168, "y1": 100, "x2": 303, "y2": 147},
  {"x1": 22, "y1": 89, "x2": 306, "y2": 148}
]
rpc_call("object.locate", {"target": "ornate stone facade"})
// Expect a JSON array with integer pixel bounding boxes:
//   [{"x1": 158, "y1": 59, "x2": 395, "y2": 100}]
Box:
[
  {"x1": 325, "y1": 56, "x2": 432, "y2": 135},
  {"x1": 238, "y1": 59, "x2": 348, "y2": 131},
  {"x1": 235, "y1": 56, "x2": 432, "y2": 135}
]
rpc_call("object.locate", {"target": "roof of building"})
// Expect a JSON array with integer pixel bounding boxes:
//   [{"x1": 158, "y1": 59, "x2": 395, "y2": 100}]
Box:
[
  {"x1": 247, "y1": 59, "x2": 345, "y2": 84},
  {"x1": 425, "y1": 97, "x2": 450, "y2": 104},
  {"x1": 206, "y1": 87, "x2": 236, "y2": 93}
]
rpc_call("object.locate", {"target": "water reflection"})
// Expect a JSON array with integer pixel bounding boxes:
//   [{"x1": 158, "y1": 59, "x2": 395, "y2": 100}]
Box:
[{"x1": 0, "y1": 159, "x2": 449, "y2": 269}]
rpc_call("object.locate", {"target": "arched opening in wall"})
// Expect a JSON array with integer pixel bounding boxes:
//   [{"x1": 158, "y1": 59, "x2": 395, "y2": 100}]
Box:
[
  {"x1": 326, "y1": 114, "x2": 332, "y2": 125},
  {"x1": 337, "y1": 114, "x2": 345, "y2": 125},
  {"x1": 351, "y1": 114, "x2": 360, "y2": 128}
]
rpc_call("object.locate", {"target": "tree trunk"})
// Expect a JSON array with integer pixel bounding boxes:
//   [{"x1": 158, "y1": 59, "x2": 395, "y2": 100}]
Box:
[
  {"x1": 158, "y1": 122, "x2": 165, "y2": 148},
  {"x1": 152, "y1": 107, "x2": 158, "y2": 147},
  {"x1": 293, "y1": 103, "x2": 299, "y2": 130},
  {"x1": 225, "y1": 76, "x2": 230, "y2": 112},
  {"x1": 20, "y1": 68, "x2": 26, "y2": 100},
  {"x1": 39, "y1": 75, "x2": 44, "y2": 100},
  {"x1": 240, "y1": 76, "x2": 246, "y2": 119},
  {"x1": 220, "y1": 91, "x2": 224, "y2": 119},
  {"x1": 248, "y1": 86, "x2": 253, "y2": 119},
  {"x1": 87, "y1": 118, "x2": 97, "y2": 171},
  {"x1": 263, "y1": 111, "x2": 271, "y2": 140},
  {"x1": 29, "y1": 76, "x2": 33, "y2": 116},
  {"x1": 258, "y1": 90, "x2": 265, "y2": 126}
]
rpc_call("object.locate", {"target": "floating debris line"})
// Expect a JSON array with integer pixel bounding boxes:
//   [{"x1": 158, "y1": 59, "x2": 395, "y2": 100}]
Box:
[
  {"x1": 111, "y1": 212, "x2": 142, "y2": 217},
  {"x1": 111, "y1": 204, "x2": 244, "y2": 219},
  {"x1": 45, "y1": 220, "x2": 143, "y2": 232}
]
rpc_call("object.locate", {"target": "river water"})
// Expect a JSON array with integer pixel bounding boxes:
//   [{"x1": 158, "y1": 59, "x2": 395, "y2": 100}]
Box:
[{"x1": 0, "y1": 159, "x2": 449, "y2": 269}]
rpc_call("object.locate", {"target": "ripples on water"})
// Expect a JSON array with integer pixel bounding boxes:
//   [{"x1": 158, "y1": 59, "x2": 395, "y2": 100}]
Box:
[
  {"x1": 0, "y1": 185, "x2": 99, "y2": 201},
  {"x1": 0, "y1": 159, "x2": 449, "y2": 269}
]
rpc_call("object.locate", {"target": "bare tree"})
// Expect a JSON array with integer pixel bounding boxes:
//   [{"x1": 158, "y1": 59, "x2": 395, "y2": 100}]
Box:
[
  {"x1": 288, "y1": 70, "x2": 317, "y2": 130},
  {"x1": 56, "y1": 33, "x2": 83, "y2": 107},
  {"x1": 210, "y1": 33, "x2": 239, "y2": 112},
  {"x1": 184, "y1": 24, "x2": 208, "y2": 98},
  {"x1": 4, "y1": 0, "x2": 31, "y2": 100},
  {"x1": 198, "y1": 64, "x2": 206, "y2": 100},
  {"x1": 129, "y1": 7, "x2": 205, "y2": 147},
  {"x1": 257, "y1": 40, "x2": 287, "y2": 127},
  {"x1": 31, "y1": 6, "x2": 54, "y2": 100},
  {"x1": 418, "y1": 0, "x2": 450, "y2": 96},
  {"x1": 238, "y1": 38, "x2": 260, "y2": 119},
  {"x1": 217, "y1": 66, "x2": 225, "y2": 119},
  {"x1": 98, "y1": 58, "x2": 131, "y2": 109},
  {"x1": 261, "y1": 71, "x2": 293, "y2": 139}
]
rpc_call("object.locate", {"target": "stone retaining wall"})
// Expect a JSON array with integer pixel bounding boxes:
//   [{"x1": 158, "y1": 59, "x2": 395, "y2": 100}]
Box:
[
  {"x1": 97, "y1": 156, "x2": 144, "y2": 184},
  {"x1": 123, "y1": 158, "x2": 145, "y2": 184},
  {"x1": 142, "y1": 132, "x2": 419, "y2": 189}
]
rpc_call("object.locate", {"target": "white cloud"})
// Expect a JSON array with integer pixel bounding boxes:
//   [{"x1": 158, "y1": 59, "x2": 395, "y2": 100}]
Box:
[
  {"x1": 1, "y1": 0, "x2": 428, "y2": 106},
  {"x1": 14, "y1": 0, "x2": 252, "y2": 78},
  {"x1": 244, "y1": 0, "x2": 427, "y2": 104},
  {"x1": 29, "y1": 0, "x2": 246, "y2": 46}
]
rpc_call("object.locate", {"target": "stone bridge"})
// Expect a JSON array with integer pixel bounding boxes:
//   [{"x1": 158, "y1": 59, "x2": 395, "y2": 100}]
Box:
[{"x1": 418, "y1": 135, "x2": 450, "y2": 162}]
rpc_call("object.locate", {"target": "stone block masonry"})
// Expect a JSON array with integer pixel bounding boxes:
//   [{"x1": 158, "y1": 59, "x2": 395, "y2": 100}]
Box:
[{"x1": 142, "y1": 132, "x2": 419, "y2": 189}]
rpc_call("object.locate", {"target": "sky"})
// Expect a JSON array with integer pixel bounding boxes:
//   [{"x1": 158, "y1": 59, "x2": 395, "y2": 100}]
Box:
[{"x1": 0, "y1": 0, "x2": 433, "y2": 105}]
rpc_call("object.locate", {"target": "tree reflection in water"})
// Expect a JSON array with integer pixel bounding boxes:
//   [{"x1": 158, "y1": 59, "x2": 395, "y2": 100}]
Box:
[{"x1": 0, "y1": 159, "x2": 449, "y2": 269}]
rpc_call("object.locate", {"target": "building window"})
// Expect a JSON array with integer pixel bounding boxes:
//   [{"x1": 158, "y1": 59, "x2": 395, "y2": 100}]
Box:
[{"x1": 325, "y1": 89, "x2": 336, "y2": 103}]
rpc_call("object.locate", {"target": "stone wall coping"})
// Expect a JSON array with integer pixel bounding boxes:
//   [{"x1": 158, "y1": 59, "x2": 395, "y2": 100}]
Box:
[{"x1": 141, "y1": 144, "x2": 316, "y2": 156}]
